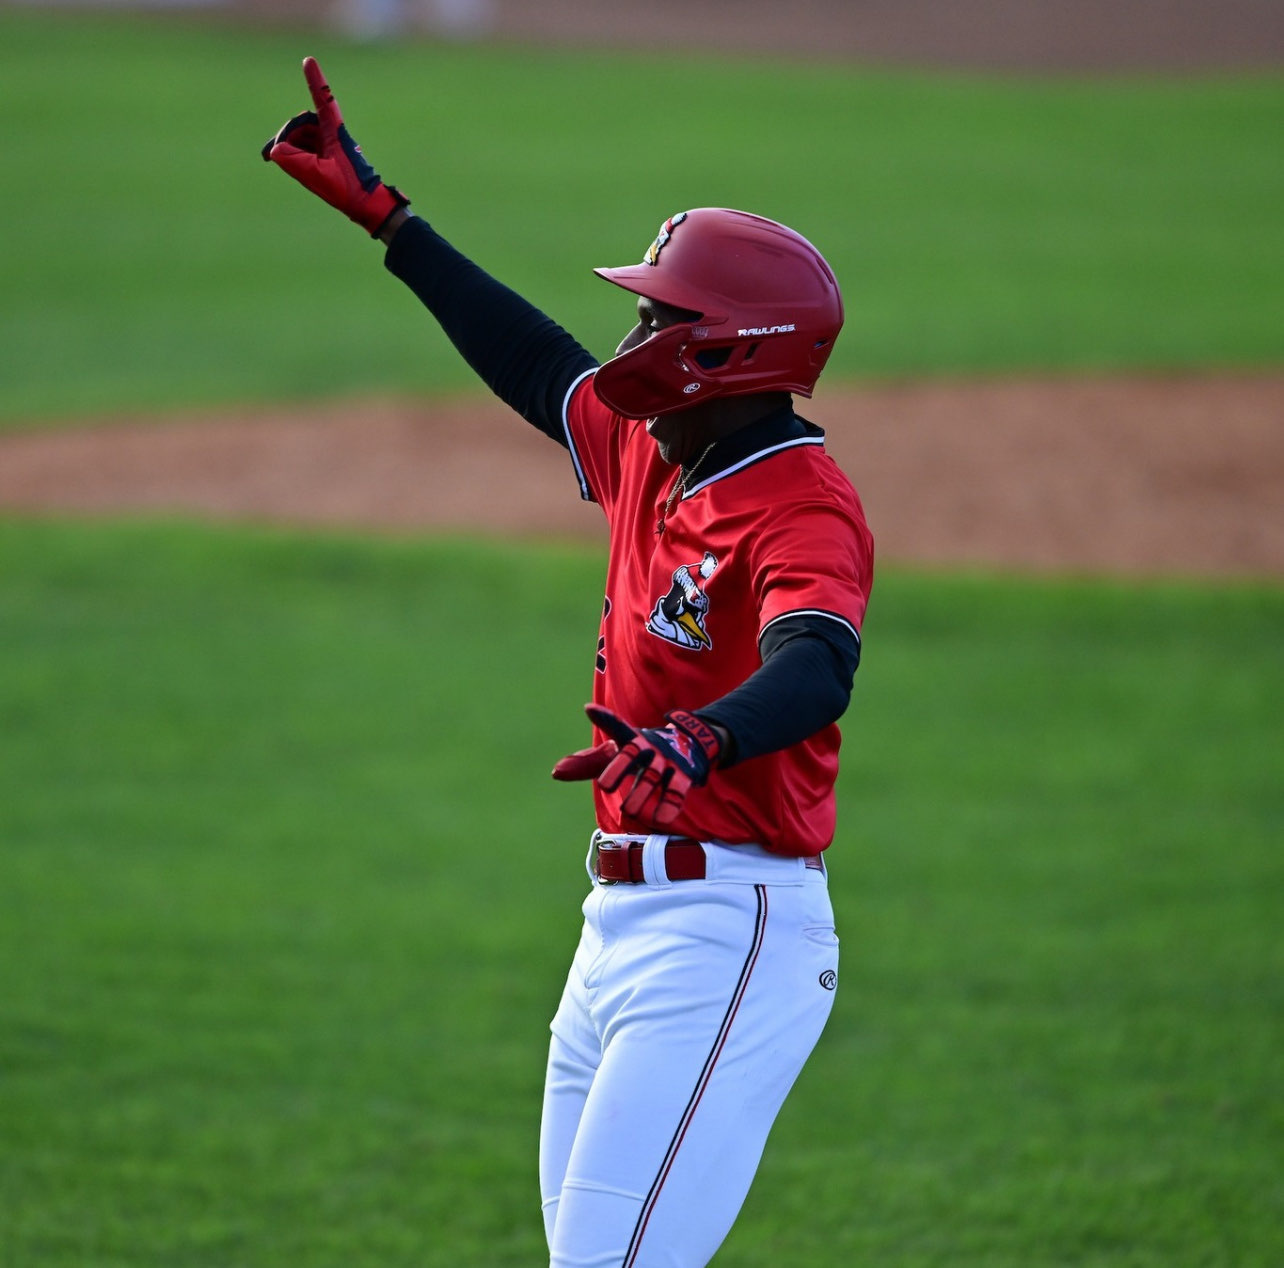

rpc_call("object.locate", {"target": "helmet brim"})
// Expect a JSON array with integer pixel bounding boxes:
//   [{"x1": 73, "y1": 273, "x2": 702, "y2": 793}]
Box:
[{"x1": 593, "y1": 264, "x2": 728, "y2": 324}]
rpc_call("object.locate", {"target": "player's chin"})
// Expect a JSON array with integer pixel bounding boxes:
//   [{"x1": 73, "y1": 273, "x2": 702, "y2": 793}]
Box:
[{"x1": 646, "y1": 417, "x2": 683, "y2": 465}]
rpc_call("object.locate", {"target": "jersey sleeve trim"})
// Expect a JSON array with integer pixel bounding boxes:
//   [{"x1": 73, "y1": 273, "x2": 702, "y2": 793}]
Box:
[
  {"x1": 760, "y1": 608, "x2": 861, "y2": 650},
  {"x1": 561, "y1": 367, "x2": 599, "y2": 503}
]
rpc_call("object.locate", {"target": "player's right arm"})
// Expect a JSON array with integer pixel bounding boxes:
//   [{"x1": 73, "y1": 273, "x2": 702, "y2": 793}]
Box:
[
  {"x1": 263, "y1": 57, "x2": 598, "y2": 446},
  {"x1": 381, "y1": 214, "x2": 598, "y2": 447}
]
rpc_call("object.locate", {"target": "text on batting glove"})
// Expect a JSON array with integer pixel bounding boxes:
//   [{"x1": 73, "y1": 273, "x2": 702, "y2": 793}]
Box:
[
  {"x1": 261, "y1": 56, "x2": 409, "y2": 237},
  {"x1": 577, "y1": 704, "x2": 722, "y2": 829}
]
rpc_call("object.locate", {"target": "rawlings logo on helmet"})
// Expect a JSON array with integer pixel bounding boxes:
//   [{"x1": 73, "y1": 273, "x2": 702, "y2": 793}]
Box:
[{"x1": 643, "y1": 211, "x2": 688, "y2": 266}]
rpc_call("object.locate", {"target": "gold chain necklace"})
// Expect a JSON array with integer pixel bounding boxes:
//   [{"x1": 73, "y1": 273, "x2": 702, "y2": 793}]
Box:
[{"x1": 656, "y1": 441, "x2": 716, "y2": 537}]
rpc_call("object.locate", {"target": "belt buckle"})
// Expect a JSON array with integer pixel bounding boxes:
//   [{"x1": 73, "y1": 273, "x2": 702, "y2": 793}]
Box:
[{"x1": 590, "y1": 832, "x2": 620, "y2": 885}]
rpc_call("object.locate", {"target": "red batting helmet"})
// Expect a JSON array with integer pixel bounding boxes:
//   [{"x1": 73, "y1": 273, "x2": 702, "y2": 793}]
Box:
[{"x1": 592, "y1": 208, "x2": 844, "y2": 419}]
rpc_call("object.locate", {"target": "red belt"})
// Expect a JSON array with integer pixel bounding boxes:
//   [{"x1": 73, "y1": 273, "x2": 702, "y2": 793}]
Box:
[{"x1": 592, "y1": 837, "x2": 824, "y2": 884}]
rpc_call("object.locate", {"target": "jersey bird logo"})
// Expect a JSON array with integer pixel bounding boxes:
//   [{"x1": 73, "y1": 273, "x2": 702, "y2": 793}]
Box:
[{"x1": 646, "y1": 552, "x2": 718, "y2": 650}]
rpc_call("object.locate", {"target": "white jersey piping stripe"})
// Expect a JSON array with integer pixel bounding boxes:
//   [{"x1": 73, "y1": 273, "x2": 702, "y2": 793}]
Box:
[
  {"x1": 682, "y1": 435, "x2": 826, "y2": 499},
  {"x1": 760, "y1": 608, "x2": 861, "y2": 648},
  {"x1": 561, "y1": 367, "x2": 598, "y2": 502}
]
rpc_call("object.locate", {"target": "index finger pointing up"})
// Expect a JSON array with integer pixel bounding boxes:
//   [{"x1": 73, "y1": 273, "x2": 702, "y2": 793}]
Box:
[{"x1": 302, "y1": 56, "x2": 343, "y2": 127}]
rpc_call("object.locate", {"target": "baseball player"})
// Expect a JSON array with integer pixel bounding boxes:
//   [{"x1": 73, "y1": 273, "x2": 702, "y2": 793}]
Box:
[{"x1": 264, "y1": 58, "x2": 873, "y2": 1268}]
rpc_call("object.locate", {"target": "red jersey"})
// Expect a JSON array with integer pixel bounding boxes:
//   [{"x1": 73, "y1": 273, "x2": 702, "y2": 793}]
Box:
[{"x1": 563, "y1": 371, "x2": 874, "y2": 855}]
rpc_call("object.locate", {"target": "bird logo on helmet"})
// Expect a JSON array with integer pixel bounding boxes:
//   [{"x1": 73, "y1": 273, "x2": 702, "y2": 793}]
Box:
[
  {"x1": 643, "y1": 211, "x2": 688, "y2": 266},
  {"x1": 591, "y1": 208, "x2": 844, "y2": 420}
]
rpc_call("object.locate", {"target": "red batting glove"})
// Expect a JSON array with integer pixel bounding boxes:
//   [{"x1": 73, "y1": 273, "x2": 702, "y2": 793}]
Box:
[
  {"x1": 262, "y1": 57, "x2": 409, "y2": 237},
  {"x1": 551, "y1": 739, "x2": 619, "y2": 782},
  {"x1": 556, "y1": 704, "x2": 722, "y2": 829}
]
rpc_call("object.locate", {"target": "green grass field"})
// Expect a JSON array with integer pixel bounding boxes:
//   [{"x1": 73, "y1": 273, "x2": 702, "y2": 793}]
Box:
[
  {"x1": 1, "y1": 8, "x2": 1282, "y2": 425},
  {"x1": 1, "y1": 7, "x2": 1281, "y2": 1265},
  {"x1": 1, "y1": 519, "x2": 1280, "y2": 1266}
]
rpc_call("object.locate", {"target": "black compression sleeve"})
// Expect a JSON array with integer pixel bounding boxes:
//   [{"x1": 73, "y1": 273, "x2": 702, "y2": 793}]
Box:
[
  {"x1": 695, "y1": 614, "x2": 861, "y2": 766},
  {"x1": 384, "y1": 216, "x2": 599, "y2": 445}
]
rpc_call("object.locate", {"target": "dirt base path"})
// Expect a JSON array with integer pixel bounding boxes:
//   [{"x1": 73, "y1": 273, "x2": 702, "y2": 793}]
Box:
[
  {"x1": 2, "y1": 374, "x2": 1280, "y2": 580},
  {"x1": 231, "y1": 0, "x2": 1284, "y2": 72},
  {"x1": 8, "y1": 8, "x2": 1278, "y2": 578}
]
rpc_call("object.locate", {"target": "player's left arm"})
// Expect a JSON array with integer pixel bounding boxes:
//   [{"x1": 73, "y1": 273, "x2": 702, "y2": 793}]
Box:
[
  {"x1": 692, "y1": 613, "x2": 860, "y2": 766},
  {"x1": 552, "y1": 494, "x2": 872, "y2": 812},
  {"x1": 549, "y1": 617, "x2": 857, "y2": 819},
  {"x1": 697, "y1": 488, "x2": 872, "y2": 765}
]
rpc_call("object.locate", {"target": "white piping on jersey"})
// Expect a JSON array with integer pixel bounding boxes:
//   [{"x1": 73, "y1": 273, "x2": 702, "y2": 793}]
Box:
[
  {"x1": 681, "y1": 435, "x2": 827, "y2": 499},
  {"x1": 561, "y1": 367, "x2": 598, "y2": 502},
  {"x1": 760, "y1": 608, "x2": 861, "y2": 650}
]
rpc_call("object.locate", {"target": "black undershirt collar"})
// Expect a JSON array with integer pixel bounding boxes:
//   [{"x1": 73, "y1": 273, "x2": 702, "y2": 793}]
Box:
[{"x1": 674, "y1": 402, "x2": 824, "y2": 491}]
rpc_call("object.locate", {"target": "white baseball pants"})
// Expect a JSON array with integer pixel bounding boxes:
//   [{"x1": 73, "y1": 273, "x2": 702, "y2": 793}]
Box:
[{"x1": 539, "y1": 836, "x2": 839, "y2": 1268}]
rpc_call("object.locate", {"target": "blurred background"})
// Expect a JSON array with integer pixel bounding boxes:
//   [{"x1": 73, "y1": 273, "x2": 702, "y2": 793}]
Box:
[
  {"x1": 12, "y1": 0, "x2": 1284, "y2": 68},
  {"x1": 0, "y1": 3, "x2": 1280, "y2": 1266}
]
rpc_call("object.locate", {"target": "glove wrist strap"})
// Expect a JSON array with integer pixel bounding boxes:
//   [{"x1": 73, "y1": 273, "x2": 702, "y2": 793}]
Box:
[
  {"x1": 359, "y1": 184, "x2": 410, "y2": 237},
  {"x1": 665, "y1": 710, "x2": 723, "y2": 770}
]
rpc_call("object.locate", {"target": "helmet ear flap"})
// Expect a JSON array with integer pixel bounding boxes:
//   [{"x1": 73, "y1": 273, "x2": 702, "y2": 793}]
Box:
[{"x1": 593, "y1": 324, "x2": 709, "y2": 419}]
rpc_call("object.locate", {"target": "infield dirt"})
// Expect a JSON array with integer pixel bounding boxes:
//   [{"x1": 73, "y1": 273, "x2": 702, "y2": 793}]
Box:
[{"x1": 3, "y1": 1, "x2": 1280, "y2": 579}]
